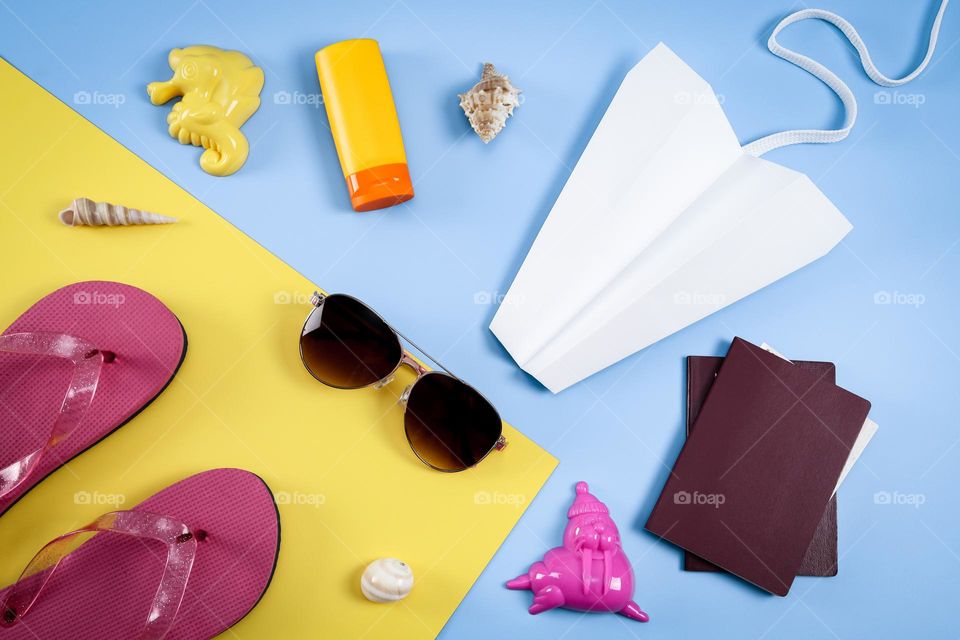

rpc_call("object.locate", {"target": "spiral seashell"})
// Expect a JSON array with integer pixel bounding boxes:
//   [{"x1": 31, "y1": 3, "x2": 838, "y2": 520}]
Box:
[
  {"x1": 360, "y1": 558, "x2": 414, "y2": 603},
  {"x1": 59, "y1": 198, "x2": 178, "y2": 227},
  {"x1": 459, "y1": 63, "x2": 521, "y2": 144}
]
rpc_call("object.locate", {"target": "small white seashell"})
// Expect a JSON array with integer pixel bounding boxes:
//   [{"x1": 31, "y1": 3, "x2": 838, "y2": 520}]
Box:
[
  {"x1": 59, "y1": 197, "x2": 178, "y2": 227},
  {"x1": 360, "y1": 558, "x2": 414, "y2": 603},
  {"x1": 459, "y1": 63, "x2": 521, "y2": 144}
]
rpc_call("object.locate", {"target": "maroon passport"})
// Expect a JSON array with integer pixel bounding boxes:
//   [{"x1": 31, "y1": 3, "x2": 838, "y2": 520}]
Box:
[
  {"x1": 645, "y1": 337, "x2": 870, "y2": 596},
  {"x1": 684, "y1": 355, "x2": 838, "y2": 577}
]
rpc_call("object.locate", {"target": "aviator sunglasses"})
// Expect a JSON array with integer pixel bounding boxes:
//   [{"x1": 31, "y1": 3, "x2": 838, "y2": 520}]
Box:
[{"x1": 299, "y1": 292, "x2": 507, "y2": 471}]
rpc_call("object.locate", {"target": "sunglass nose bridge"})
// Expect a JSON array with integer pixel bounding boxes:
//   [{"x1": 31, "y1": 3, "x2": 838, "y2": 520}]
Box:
[{"x1": 399, "y1": 353, "x2": 428, "y2": 376}]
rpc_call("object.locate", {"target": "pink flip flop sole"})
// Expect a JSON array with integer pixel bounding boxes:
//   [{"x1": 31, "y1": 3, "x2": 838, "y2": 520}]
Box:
[
  {"x1": 0, "y1": 281, "x2": 186, "y2": 516},
  {"x1": 0, "y1": 468, "x2": 281, "y2": 639}
]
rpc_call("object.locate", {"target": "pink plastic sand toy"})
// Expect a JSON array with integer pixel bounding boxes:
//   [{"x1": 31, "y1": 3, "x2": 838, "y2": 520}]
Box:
[{"x1": 507, "y1": 481, "x2": 649, "y2": 622}]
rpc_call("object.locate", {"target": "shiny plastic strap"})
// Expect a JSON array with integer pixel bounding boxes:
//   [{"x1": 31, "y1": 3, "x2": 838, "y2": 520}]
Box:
[
  {"x1": 0, "y1": 332, "x2": 112, "y2": 499},
  {"x1": 743, "y1": 0, "x2": 949, "y2": 156},
  {"x1": 0, "y1": 510, "x2": 198, "y2": 640}
]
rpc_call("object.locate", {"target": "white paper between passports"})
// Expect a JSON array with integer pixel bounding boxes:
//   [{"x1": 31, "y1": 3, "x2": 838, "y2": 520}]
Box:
[{"x1": 490, "y1": 43, "x2": 853, "y2": 393}]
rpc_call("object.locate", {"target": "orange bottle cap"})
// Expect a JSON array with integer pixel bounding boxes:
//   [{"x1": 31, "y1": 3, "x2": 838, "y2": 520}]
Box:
[{"x1": 346, "y1": 163, "x2": 414, "y2": 212}]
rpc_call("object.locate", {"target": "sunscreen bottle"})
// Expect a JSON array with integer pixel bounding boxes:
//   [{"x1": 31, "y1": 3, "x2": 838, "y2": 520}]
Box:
[{"x1": 315, "y1": 39, "x2": 414, "y2": 212}]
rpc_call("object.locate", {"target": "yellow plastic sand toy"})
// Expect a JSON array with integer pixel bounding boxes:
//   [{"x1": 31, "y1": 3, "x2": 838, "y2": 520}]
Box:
[{"x1": 147, "y1": 45, "x2": 264, "y2": 176}]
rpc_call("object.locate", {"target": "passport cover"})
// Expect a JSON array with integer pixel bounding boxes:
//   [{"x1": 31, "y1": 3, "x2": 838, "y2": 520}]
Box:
[
  {"x1": 684, "y1": 355, "x2": 838, "y2": 576},
  {"x1": 645, "y1": 337, "x2": 870, "y2": 595}
]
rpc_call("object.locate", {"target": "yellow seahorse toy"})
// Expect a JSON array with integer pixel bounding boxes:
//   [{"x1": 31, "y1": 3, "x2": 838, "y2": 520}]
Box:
[{"x1": 147, "y1": 45, "x2": 264, "y2": 177}]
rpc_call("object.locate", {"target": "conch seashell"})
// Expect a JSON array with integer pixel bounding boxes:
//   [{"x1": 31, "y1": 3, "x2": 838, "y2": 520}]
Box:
[
  {"x1": 459, "y1": 63, "x2": 521, "y2": 143},
  {"x1": 59, "y1": 198, "x2": 178, "y2": 227},
  {"x1": 360, "y1": 558, "x2": 414, "y2": 603}
]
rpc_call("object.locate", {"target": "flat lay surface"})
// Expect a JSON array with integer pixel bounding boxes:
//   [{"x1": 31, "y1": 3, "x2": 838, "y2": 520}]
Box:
[{"x1": 1, "y1": 0, "x2": 958, "y2": 637}]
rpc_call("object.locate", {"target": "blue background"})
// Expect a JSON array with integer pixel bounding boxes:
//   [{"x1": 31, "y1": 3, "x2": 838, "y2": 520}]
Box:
[{"x1": 2, "y1": 0, "x2": 958, "y2": 637}]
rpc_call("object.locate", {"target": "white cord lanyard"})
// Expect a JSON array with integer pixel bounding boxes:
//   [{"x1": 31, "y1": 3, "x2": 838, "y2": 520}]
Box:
[{"x1": 743, "y1": 0, "x2": 950, "y2": 156}]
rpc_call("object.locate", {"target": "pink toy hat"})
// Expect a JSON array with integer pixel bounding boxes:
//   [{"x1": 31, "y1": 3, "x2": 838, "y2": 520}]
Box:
[{"x1": 567, "y1": 481, "x2": 609, "y2": 518}]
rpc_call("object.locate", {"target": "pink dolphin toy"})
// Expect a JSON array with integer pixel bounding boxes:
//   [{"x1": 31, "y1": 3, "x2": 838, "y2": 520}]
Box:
[{"x1": 507, "y1": 482, "x2": 649, "y2": 622}]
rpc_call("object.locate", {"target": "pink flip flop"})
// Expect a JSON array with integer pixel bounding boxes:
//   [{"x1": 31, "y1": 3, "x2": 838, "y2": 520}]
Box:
[
  {"x1": 0, "y1": 281, "x2": 186, "y2": 516},
  {"x1": 0, "y1": 468, "x2": 280, "y2": 639}
]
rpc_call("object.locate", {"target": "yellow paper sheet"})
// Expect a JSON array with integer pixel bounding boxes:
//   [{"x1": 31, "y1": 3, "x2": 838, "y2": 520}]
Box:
[{"x1": 0, "y1": 58, "x2": 556, "y2": 639}]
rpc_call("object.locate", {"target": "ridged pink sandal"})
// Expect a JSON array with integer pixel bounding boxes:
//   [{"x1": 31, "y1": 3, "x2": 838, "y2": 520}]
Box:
[
  {"x1": 0, "y1": 281, "x2": 186, "y2": 516},
  {"x1": 0, "y1": 468, "x2": 281, "y2": 639}
]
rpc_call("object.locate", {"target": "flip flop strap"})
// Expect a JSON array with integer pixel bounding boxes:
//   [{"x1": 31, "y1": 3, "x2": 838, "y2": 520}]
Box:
[
  {"x1": 0, "y1": 332, "x2": 112, "y2": 500},
  {"x1": 1, "y1": 510, "x2": 199, "y2": 640}
]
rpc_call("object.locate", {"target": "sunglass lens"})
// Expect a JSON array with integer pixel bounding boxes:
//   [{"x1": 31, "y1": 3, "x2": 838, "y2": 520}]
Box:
[
  {"x1": 300, "y1": 295, "x2": 402, "y2": 389},
  {"x1": 404, "y1": 373, "x2": 502, "y2": 471}
]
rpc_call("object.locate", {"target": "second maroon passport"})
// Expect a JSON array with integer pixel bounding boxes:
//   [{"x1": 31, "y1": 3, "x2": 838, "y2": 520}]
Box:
[{"x1": 645, "y1": 338, "x2": 870, "y2": 596}]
